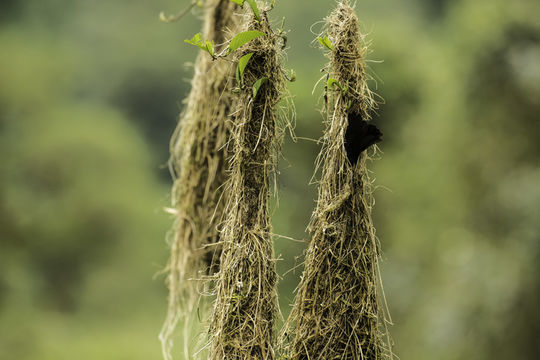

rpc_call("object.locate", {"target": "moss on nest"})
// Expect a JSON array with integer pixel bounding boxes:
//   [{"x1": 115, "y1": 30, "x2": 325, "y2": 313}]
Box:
[
  {"x1": 160, "y1": 1, "x2": 242, "y2": 359},
  {"x1": 282, "y1": 2, "x2": 393, "y2": 359}
]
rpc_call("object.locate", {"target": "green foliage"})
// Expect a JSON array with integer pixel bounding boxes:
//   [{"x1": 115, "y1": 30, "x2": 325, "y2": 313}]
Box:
[
  {"x1": 245, "y1": 0, "x2": 261, "y2": 21},
  {"x1": 228, "y1": 30, "x2": 265, "y2": 53},
  {"x1": 318, "y1": 35, "x2": 333, "y2": 50},
  {"x1": 228, "y1": 0, "x2": 261, "y2": 21},
  {"x1": 326, "y1": 78, "x2": 348, "y2": 97},
  {"x1": 184, "y1": 33, "x2": 216, "y2": 58},
  {"x1": 236, "y1": 52, "x2": 254, "y2": 87},
  {"x1": 252, "y1": 77, "x2": 268, "y2": 99},
  {"x1": 0, "y1": 13, "x2": 169, "y2": 360},
  {"x1": 326, "y1": 78, "x2": 341, "y2": 91},
  {"x1": 185, "y1": 30, "x2": 264, "y2": 59}
]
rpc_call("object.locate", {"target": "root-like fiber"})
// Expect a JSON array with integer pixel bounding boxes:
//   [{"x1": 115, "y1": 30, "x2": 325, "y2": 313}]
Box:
[
  {"x1": 208, "y1": 4, "x2": 286, "y2": 359},
  {"x1": 283, "y1": 2, "x2": 392, "y2": 359},
  {"x1": 160, "y1": 1, "x2": 241, "y2": 359}
]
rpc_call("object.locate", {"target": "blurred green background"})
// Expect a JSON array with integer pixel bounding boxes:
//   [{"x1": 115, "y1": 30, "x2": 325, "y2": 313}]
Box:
[{"x1": 1, "y1": 0, "x2": 540, "y2": 359}]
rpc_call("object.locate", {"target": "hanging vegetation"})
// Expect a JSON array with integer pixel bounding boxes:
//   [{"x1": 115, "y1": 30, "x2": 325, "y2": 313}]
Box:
[
  {"x1": 282, "y1": 1, "x2": 392, "y2": 359},
  {"x1": 207, "y1": 2, "x2": 289, "y2": 359},
  {"x1": 160, "y1": 1, "x2": 241, "y2": 359}
]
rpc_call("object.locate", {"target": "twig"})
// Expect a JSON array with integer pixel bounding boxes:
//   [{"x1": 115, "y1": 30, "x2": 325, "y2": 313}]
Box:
[{"x1": 159, "y1": 0, "x2": 199, "y2": 23}]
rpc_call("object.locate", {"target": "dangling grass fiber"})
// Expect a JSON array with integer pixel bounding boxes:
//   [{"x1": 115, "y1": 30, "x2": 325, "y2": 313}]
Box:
[
  {"x1": 160, "y1": 1, "x2": 241, "y2": 359},
  {"x1": 282, "y1": 2, "x2": 393, "y2": 359},
  {"x1": 207, "y1": 3, "x2": 287, "y2": 359}
]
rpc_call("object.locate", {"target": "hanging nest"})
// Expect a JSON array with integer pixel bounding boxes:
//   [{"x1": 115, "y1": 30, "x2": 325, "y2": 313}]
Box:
[
  {"x1": 160, "y1": 1, "x2": 241, "y2": 359},
  {"x1": 207, "y1": 4, "x2": 288, "y2": 359},
  {"x1": 282, "y1": 2, "x2": 393, "y2": 359}
]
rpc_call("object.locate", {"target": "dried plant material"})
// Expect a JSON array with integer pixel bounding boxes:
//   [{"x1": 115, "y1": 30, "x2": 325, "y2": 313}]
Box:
[
  {"x1": 207, "y1": 4, "x2": 288, "y2": 359},
  {"x1": 282, "y1": 2, "x2": 393, "y2": 359},
  {"x1": 160, "y1": 1, "x2": 241, "y2": 359}
]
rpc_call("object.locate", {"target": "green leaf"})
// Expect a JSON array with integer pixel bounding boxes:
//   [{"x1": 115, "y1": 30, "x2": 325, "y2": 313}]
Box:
[
  {"x1": 327, "y1": 78, "x2": 342, "y2": 91},
  {"x1": 184, "y1": 33, "x2": 216, "y2": 58},
  {"x1": 185, "y1": 33, "x2": 202, "y2": 45},
  {"x1": 245, "y1": 0, "x2": 261, "y2": 21},
  {"x1": 252, "y1": 77, "x2": 268, "y2": 99},
  {"x1": 318, "y1": 35, "x2": 334, "y2": 51},
  {"x1": 184, "y1": 33, "x2": 206, "y2": 51},
  {"x1": 205, "y1": 40, "x2": 215, "y2": 57},
  {"x1": 228, "y1": 30, "x2": 265, "y2": 53},
  {"x1": 229, "y1": 0, "x2": 245, "y2": 4},
  {"x1": 236, "y1": 52, "x2": 254, "y2": 86}
]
